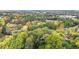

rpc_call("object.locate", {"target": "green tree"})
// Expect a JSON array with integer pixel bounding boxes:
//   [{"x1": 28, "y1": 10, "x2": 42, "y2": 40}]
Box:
[
  {"x1": 45, "y1": 31, "x2": 64, "y2": 49},
  {"x1": 63, "y1": 40, "x2": 73, "y2": 49},
  {"x1": 1, "y1": 26, "x2": 6, "y2": 34},
  {"x1": 25, "y1": 35, "x2": 34, "y2": 49},
  {"x1": 9, "y1": 32, "x2": 28, "y2": 49}
]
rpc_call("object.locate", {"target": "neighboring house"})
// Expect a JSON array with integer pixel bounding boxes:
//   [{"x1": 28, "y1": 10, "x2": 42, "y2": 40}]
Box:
[{"x1": 59, "y1": 15, "x2": 76, "y2": 18}]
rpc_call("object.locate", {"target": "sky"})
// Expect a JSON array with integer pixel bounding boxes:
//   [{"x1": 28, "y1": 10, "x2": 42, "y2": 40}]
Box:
[{"x1": 0, "y1": 0, "x2": 79, "y2": 10}]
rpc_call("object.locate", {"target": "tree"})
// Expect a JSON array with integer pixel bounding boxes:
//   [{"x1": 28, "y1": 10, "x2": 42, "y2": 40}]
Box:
[
  {"x1": 45, "y1": 31, "x2": 64, "y2": 49},
  {"x1": 0, "y1": 35, "x2": 14, "y2": 49},
  {"x1": 74, "y1": 37, "x2": 79, "y2": 48},
  {"x1": 62, "y1": 40, "x2": 73, "y2": 49},
  {"x1": 9, "y1": 32, "x2": 28, "y2": 49},
  {"x1": 25, "y1": 35, "x2": 34, "y2": 49},
  {"x1": 1, "y1": 26, "x2": 6, "y2": 34}
]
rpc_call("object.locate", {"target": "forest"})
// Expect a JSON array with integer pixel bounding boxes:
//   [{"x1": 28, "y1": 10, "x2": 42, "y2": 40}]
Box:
[{"x1": 0, "y1": 10, "x2": 79, "y2": 49}]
